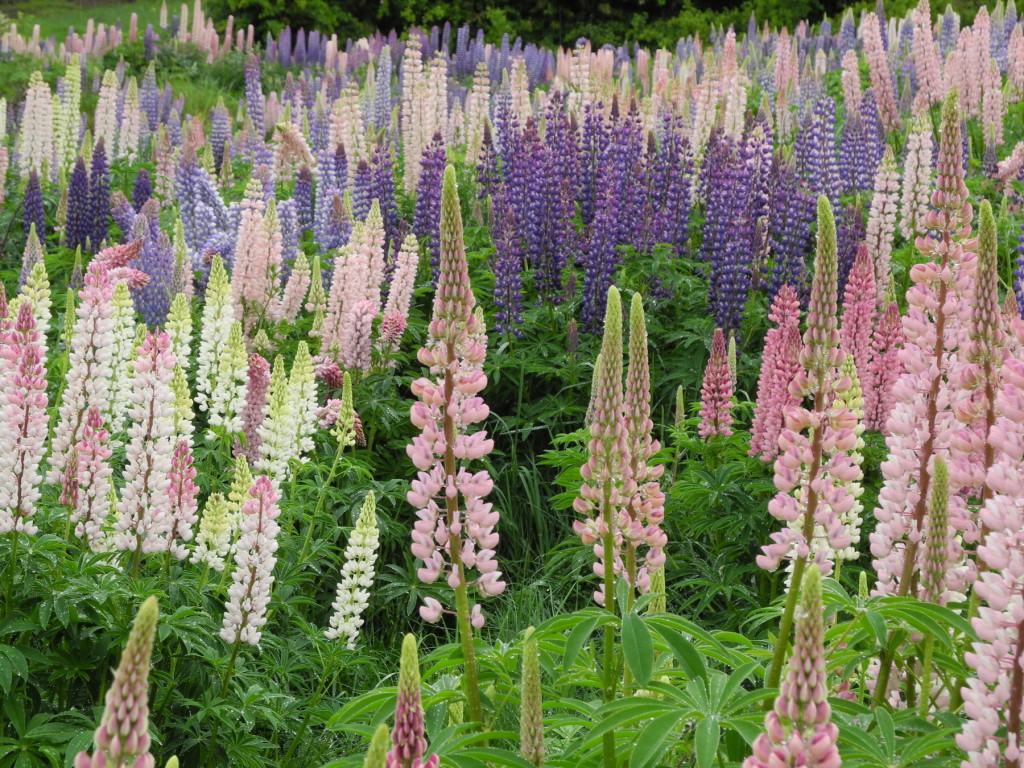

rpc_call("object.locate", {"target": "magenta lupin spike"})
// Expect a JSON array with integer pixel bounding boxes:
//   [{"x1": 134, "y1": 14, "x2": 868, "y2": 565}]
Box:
[
  {"x1": 75, "y1": 597, "x2": 159, "y2": 768},
  {"x1": 698, "y1": 328, "x2": 733, "y2": 439}
]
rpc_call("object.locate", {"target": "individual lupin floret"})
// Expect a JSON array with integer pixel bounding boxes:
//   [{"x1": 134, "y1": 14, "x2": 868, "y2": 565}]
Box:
[
  {"x1": 74, "y1": 596, "x2": 159, "y2": 768},
  {"x1": 206, "y1": 321, "x2": 249, "y2": 441},
  {"x1": 386, "y1": 635, "x2": 440, "y2": 768},
  {"x1": 743, "y1": 568, "x2": 840, "y2": 768},
  {"x1": 191, "y1": 493, "x2": 232, "y2": 572},
  {"x1": 698, "y1": 328, "x2": 734, "y2": 439},
  {"x1": 0, "y1": 302, "x2": 49, "y2": 536},
  {"x1": 324, "y1": 491, "x2": 380, "y2": 648},
  {"x1": 221, "y1": 475, "x2": 281, "y2": 647},
  {"x1": 113, "y1": 331, "x2": 176, "y2": 558}
]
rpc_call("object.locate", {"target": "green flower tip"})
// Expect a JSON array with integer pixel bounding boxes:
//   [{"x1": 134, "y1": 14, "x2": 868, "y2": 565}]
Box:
[
  {"x1": 978, "y1": 199, "x2": 995, "y2": 257},
  {"x1": 164, "y1": 758, "x2": 178, "y2": 768},
  {"x1": 135, "y1": 595, "x2": 160, "y2": 637},
  {"x1": 398, "y1": 633, "x2": 421, "y2": 692},
  {"x1": 801, "y1": 561, "x2": 822, "y2": 611},
  {"x1": 603, "y1": 285, "x2": 622, "y2": 338},
  {"x1": 363, "y1": 723, "x2": 390, "y2": 768}
]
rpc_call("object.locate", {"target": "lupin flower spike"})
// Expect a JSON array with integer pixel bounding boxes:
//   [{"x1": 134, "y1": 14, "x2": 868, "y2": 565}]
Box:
[
  {"x1": 572, "y1": 285, "x2": 631, "y2": 607},
  {"x1": 325, "y1": 492, "x2": 380, "y2": 648},
  {"x1": 364, "y1": 724, "x2": 390, "y2": 768},
  {"x1": 743, "y1": 567, "x2": 840, "y2": 768},
  {"x1": 520, "y1": 627, "x2": 545, "y2": 767},
  {"x1": 221, "y1": 475, "x2": 281, "y2": 647},
  {"x1": 698, "y1": 328, "x2": 734, "y2": 438},
  {"x1": 75, "y1": 596, "x2": 159, "y2": 768},
  {"x1": 761, "y1": 197, "x2": 857, "y2": 689},
  {"x1": 386, "y1": 635, "x2": 439, "y2": 768}
]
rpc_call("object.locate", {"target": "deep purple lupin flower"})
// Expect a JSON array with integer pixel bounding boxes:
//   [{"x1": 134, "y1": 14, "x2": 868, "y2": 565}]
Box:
[
  {"x1": 352, "y1": 159, "x2": 373, "y2": 222},
  {"x1": 476, "y1": 122, "x2": 500, "y2": 199},
  {"x1": 23, "y1": 170, "x2": 44, "y2": 243},
  {"x1": 768, "y1": 158, "x2": 815, "y2": 306},
  {"x1": 652, "y1": 115, "x2": 693, "y2": 257},
  {"x1": 140, "y1": 64, "x2": 158, "y2": 132},
  {"x1": 796, "y1": 96, "x2": 841, "y2": 211},
  {"x1": 133, "y1": 202, "x2": 175, "y2": 325},
  {"x1": 245, "y1": 54, "x2": 264, "y2": 137},
  {"x1": 278, "y1": 198, "x2": 300, "y2": 278},
  {"x1": 374, "y1": 48, "x2": 392, "y2": 132},
  {"x1": 111, "y1": 192, "x2": 137, "y2": 240},
  {"x1": 133, "y1": 169, "x2": 152, "y2": 212},
  {"x1": 210, "y1": 102, "x2": 231, "y2": 171},
  {"x1": 492, "y1": 193, "x2": 524, "y2": 336},
  {"x1": 176, "y1": 147, "x2": 231, "y2": 253},
  {"x1": 836, "y1": 203, "x2": 865, "y2": 296},
  {"x1": 705, "y1": 131, "x2": 756, "y2": 332},
  {"x1": 580, "y1": 101, "x2": 609, "y2": 227},
  {"x1": 370, "y1": 141, "x2": 399, "y2": 255},
  {"x1": 294, "y1": 166, "x2": 314, "y2": 232},
  {"x1": 581, "y1": 181, "x2": 621, "y2": 334},
  {"x1": 89, "y1": 139, "x2": 110, "y2": 250},
  {"x1": 413, "y1": 132, "x2": 446, "y2": 277},
  {"x1": 66, "y1": 158, "x2": 91, "y2": 252}
]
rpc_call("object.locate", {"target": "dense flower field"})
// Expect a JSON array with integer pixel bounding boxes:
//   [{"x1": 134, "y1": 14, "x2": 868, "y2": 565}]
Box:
[{"x1": 2, "y1": 0, "x2": 1024, "y2": 765}]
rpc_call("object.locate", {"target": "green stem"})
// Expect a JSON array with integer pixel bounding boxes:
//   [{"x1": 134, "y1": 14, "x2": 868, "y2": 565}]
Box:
[
  {"x1": 454, "y1": 579, "x2": 483, "y2": 726},
  {"x1": 207, "y1": 639, "x2": 242, "y2": 768},
  {"x1": 281, "y1": 652, "x2": 335, "y2": 764},
  {"x1": 297, "y1": 446, "x2": 342, "y2": 565},
  {"x1": 918, "y1": 637, "x2": 934, "y2": 717},
  {"x1": 601, "y1": 475, "x2": 617, "y2": 768},
  {"x1": 197, "y1": 564, "x2": 210, "y2": 593},
  {"x1": 6, "y1": 531, "x2": 20, "y2": 610},
  {"x1": 767, "y1": 554, "x2": 806, "y2": 690}
]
